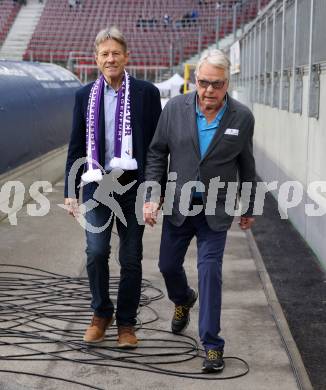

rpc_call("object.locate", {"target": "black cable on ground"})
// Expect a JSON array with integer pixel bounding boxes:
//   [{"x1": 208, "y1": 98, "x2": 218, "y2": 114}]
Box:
[
  {"x1": 0, "y1": 264, "x2": 249, "y2": 389},
  {"x1": 0, "y1": 370, "x2": 104, "y2": 390}
]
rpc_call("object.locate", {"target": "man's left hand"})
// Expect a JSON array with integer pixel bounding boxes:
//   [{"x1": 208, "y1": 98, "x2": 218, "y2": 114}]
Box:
[
  {"x1": 143, "y1": 202, "x2": 160, "y2": 227},
  {"x1": 239, "y1": 216, "x2": 255, "y2": 230}
]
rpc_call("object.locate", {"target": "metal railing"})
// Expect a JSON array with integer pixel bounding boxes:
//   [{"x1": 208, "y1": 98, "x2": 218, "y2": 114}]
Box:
[{"x1": 230, "y1": 0, "x2": 326, "y2": 119}]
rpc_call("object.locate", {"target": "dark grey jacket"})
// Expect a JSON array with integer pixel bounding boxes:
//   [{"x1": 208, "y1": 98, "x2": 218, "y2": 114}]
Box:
[{"x1": 145, "y1": 91, "x2": 256, "y2": 231}]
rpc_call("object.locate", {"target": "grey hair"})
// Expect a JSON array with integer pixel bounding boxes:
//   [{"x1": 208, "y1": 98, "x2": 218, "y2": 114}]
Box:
[
  {"x1": 94, "y1": 26, "x2": 127, "y2": 53},
  {"x1": 195, "y1": 49, "x2": 231, "y2": 79}
]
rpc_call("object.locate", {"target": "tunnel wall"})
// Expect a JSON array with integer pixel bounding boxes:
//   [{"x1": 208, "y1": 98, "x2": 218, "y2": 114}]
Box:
[{"x1": 0, "y1": 60, "x2": 82, "y2": 174}]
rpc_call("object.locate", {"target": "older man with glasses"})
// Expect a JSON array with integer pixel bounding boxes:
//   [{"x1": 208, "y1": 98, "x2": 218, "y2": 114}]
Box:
[{"x1": 143, "y1": 49, "x2": 256, "y2": 373}]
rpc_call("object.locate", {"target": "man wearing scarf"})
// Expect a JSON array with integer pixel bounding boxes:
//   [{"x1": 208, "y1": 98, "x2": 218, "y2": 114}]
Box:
[
  {"x1": 144, "y1": 49, "x2": 256, "y2": 373},
  {"x1": 64, "y1": 27, "x2": 162, "y2": 348}
]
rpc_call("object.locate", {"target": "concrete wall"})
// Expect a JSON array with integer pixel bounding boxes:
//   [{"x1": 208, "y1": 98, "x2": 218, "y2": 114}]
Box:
[{"x1": 233, "y1": 71, "x2": 326, "y2": 269}]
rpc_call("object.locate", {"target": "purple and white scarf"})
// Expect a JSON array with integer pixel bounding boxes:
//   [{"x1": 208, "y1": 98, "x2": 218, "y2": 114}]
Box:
[{"x1": 81, "y1": 70, "x2": 137, "y2": 183}]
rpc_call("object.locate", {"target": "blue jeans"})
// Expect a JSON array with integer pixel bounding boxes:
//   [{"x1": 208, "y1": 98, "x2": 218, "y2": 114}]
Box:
[
  {"x1": 159, "y1": 212, "x2": 227, "y2": 351},
  {"x1": 83, "y1": 183, "x2": 144, "y2": 326}
]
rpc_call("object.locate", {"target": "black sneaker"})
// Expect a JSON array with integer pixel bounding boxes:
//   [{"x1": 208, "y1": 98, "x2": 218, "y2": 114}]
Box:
[
  {"x1": 202, "y1": 349, "x2": 225, "y2": 373},
  {"x1": 171, "y1": 289, "x2": 198, "y2": 334}
]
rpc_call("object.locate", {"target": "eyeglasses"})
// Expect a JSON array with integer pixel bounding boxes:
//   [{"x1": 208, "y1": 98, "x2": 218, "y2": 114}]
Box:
[{"x1": 197, "y1": 79, "x2": 228, "y2": 90}]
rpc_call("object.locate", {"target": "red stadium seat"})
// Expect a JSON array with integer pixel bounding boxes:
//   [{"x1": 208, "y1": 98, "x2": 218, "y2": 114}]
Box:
[{"x1": 1, "y1": 0, "x2": 272, "y2": 72}]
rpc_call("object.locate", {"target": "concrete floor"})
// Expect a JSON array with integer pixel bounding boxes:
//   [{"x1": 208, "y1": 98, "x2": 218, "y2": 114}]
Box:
[{"x1": 0, "y1": 179, "x2": 310, "y2": 390}]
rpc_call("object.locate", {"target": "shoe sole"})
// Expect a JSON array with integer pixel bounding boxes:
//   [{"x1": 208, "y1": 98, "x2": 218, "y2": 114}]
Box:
[
  {"x1": 117, "y1": 342, "x2": 138, "y2": 349},
  {"x1": 201, "y1": 363, "x2": 225, "y2": 373},
  {"x1": 83, "y1": 316, "x2": 115, "y2": 343},
  {"x1": 83, "y1": 335, "x2": 105, "y2": 343}
]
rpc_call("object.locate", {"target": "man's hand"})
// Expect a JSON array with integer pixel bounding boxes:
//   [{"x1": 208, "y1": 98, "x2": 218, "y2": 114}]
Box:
[
  {"x1": 64, "y1": 198, "x2": 80, "y2": 218},
  {"x1": 143, "y1": 201, "x2": 160, "y2": 227},
  {"x1": 239, "y1": 216, "x2": 255, "y2": 230}
]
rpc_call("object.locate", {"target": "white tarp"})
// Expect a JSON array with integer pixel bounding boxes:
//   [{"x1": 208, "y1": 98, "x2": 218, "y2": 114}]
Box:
[{"x1": 155, "y1": 73, "x2": 184, "y2": 98}]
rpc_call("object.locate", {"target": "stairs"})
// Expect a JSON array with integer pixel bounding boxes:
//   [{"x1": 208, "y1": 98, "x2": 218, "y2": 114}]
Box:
[{"x1": 0, "y1": 0, "x2": 45, "y2": 61}]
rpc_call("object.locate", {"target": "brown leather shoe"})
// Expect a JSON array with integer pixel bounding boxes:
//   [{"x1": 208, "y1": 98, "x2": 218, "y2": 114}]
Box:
[
  {"x1": 117, "y1": 326, "x2": 138, "y2": 348},
  {"x1": 83, "y1": 315, "x2": 114, "y2": 343}
]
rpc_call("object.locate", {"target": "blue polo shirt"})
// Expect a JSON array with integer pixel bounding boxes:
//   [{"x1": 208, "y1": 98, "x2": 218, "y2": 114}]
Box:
[
  {"x1": 196, "y1": 97, "x2": 228, "y2": 158},
  {"x1": 193, "y1": 97, "x2": 227, "y2": 199}
]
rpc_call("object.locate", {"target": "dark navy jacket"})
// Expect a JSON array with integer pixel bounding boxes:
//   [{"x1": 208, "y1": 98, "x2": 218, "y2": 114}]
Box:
[{"x1": 64, "y1": 76, "x2": 162, "y2": 199}]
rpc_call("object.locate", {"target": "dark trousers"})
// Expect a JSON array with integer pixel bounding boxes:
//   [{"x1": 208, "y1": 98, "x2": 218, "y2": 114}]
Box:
[
  {"x1": 83, "y1": 183, "x2": 144, "y2": 326},
  {"x1": 159, "y1": 212, "x2": 227, "y2": 351}
]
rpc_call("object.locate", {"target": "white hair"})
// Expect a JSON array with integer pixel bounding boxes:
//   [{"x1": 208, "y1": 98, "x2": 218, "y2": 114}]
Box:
[{"x1": 195, "y1": 49, "x2": 231, "y2": 79}]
